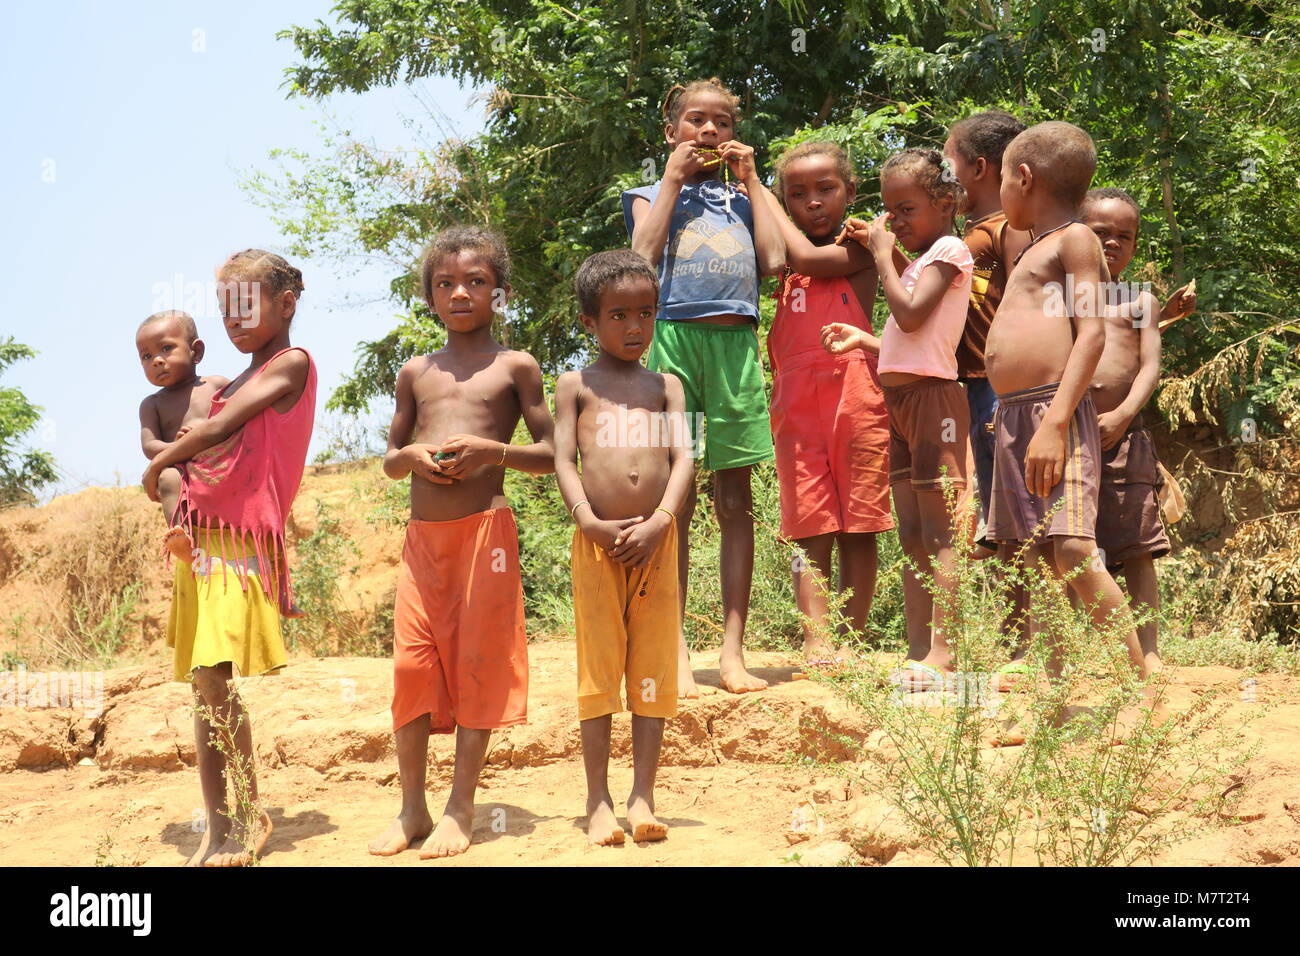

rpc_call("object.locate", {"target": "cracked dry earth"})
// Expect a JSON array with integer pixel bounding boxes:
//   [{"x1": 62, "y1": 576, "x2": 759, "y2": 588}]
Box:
[{"x1": 2, "y1": 640, "x2": 1300, "y2": 867}]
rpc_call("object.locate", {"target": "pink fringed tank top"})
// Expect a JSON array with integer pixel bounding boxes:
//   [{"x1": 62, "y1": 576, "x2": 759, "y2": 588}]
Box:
[{"x1": 179, "y1": 347, "x2": 317, "y2": 604}]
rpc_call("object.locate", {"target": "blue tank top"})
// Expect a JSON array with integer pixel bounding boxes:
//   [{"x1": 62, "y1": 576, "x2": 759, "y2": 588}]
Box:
[{"x1": 621, "y1": 180, "x2": 760, "y2": 322}]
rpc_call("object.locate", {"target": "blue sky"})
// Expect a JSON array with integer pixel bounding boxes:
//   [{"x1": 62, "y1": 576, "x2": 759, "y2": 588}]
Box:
[{"x1": 0, "y1": 1, "x2": 485, "y2": 499}]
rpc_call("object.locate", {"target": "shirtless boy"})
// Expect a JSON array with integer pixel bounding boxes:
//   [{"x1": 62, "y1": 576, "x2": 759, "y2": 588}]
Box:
[
  {"x1": 136, "y1": 310, "x2": 228, "y2": 558},
  {"x1": 984, "y1": 122, "x2": 1148, "y2": 683},
  {"x1": 368, "y1": 226, "x2": 555, "y2": 859},
  {"x1": 554, "y1": 250, "x2": 694, "y2": 846},
  {"x1": 942, "y1": 111, "x2": 1030, "y2": 540},
  {"x1": 1081, "y1": 187, "x2": 1196, "y2": 671}
]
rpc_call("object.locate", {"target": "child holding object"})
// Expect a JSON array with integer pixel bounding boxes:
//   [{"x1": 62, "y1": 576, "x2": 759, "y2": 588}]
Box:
[
  {"x1": 142, "y1": 250, "x2": 317, "y2": 865},
  {"x1": 824, "y1": 149, "x2": 974, "y2": 691},
  {"x1": 554, "y1": 249, "x2": 694, "y2": 845}
]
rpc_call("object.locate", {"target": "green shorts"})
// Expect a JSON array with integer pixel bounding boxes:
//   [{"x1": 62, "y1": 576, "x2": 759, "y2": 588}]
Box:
[{"x1": 646, "y1": 320, "x2": 774, "y2": 472}]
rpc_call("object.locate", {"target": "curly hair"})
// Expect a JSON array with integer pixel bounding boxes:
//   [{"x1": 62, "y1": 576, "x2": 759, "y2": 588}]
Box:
[
  {"x1": 420, "y1": 225, "x2": 512, "y2": 306},
  {"x1": 880, "y1": 148, "x2": 965, "y2": 220},
  {"x1": 1082, "y1": 187, "x2": 1141, "y2": 230},
  {"x1": 573, "y1": 249, "x2": 658, "y2": 318},
  {"x1": 772, "y1": 140, "x2": 854, "y2": 202}
]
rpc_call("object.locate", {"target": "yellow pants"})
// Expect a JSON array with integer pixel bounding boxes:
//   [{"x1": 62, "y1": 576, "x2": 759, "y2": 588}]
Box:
[
  {"x1": 167, "y1": 530, "x2": 286, "y2": 682},
  {"x1": 571, "y1": 522, "x2": 679, "y2": 721}
]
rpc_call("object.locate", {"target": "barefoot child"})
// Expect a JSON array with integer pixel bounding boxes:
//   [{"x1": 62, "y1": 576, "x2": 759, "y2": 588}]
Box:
[
  {"x1": 136, "y1": 310, "x2": 228, "y2": 551},
  {"x1": 751, "y1": 142, "x2": 892, "y2": 662},
  {"x1": 825, "y1": 149, "x2": 973, "y2": 690},
  {"x1": 623, "y1": 77, "x2": 785, "y2": 696},
  {"x1": 1081, "y1": 187, "x2": 1195, "y2": 672},
  {"x1": 985, "y1": 123, "x2": 1149, "y2": 686},
  {"x1": 554, "y1": 250, "x2": 694, "y2": 845},
  {"x1": 141, "y1": 250, "x2": 316, "y2": 866},
  {"x1": 368, "y1": 227, "x2": 555, "y2": 860}
]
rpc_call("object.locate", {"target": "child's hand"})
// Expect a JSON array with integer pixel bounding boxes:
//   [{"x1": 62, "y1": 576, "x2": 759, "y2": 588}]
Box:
[
  {"x1": 1097, "y1": 409, "x2": 1132, "y2": 451},
  {"x1": 174, "y1": 425, "x2": 192, "y2": 440},
  {"x1": 1160, "y1": 281, "x2": 1196, "y2": 323},
  {"x1": 142, "y1": 462, "x2": 162, "y2": 502},
  {"x1": 664, "y1": 140, "x2": 708, "y2": 186},
  {"x1": 821, "y1": 322, "x2": 871, "y2": 355},
  {"x1": 718, "y1": 140, "x2": 757, "y2": 184},
  {"x1": 581, "y1": 514, "x2": 645, "y2": 552},
  {"x1": 435, "y1": 434, "x2": 506, "y2": 478},
  {"x1": 403, "y1": 444, "x2": 455, "y2": 485},
  {"x1": 1024, "y1": 421, "x2": 1067, "y2": 498},
  {"x1": 609, "y1": 511, "x2": 671, "y2": 568},
  {"x1": 835, "y1": 217, "x2": 871, "y2": 247},
  {"x1": 866, "y1": 215, "x2": 896, "y2": 260}
]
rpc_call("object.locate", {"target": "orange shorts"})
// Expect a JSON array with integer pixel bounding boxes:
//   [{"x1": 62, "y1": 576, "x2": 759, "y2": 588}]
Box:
[
  {"x1": 769, "y1": 351, "x2": 893, "y2": 540},
  {"x1": 571, "y1": 521, "x2": 679, "y2": 721},
  {"x1": 391, "y1": 507, "x2": 528, "y2": 734}
]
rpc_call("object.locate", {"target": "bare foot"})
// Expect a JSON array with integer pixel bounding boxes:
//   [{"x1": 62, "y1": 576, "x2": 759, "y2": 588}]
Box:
[
  {"x1": 627, "y1": 795, "x2": 668, "y2": 842},
  {"x1": 420, "y1": 808, "x2": 473, "y2": 859},
  {"x1": 163, "y1": 526, "x2": 193, "y2": 563},
  {"x1": 586, "y1": 799, "x2": 625, "y2": 847},
  {"x1": 801, "y1": 634, "x2": 838, "y2": 662},
  {"x1": 367, "y1": 810, "x2": 433, "y2": 856},
  {"x1": 282, "y1": 603, "x2": 306, "y2": 620},
  {"x1": 719, "y1": 656, "x2": 768, "y2": 694},
  {"x1": 185, "y1": 819, "x2": 229, "y2": 867},
  {"x1": 677, "y1": 642, "x2": 700, "y2": 699},
  {"x1": 204, "y1": 809, "x2": 272, "y2": 867},
  {"x1": 983, "y1": 719, "x2": 1027, "y2": 747}
]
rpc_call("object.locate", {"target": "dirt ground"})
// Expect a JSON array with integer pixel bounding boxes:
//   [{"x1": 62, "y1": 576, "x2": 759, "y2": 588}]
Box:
[{"x1": 3, "y1": 640, "x2": 1300, "y2": 867}]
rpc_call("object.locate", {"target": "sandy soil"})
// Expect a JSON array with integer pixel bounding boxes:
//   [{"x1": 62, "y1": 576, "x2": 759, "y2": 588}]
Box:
[{"x1": 2, "y1": 640, "x2": 1299, "y2": 867}]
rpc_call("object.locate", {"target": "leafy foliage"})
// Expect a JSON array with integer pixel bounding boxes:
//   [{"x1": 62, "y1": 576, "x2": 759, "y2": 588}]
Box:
[
  {"x1": 251, "y1": 2, "x2": 1300, "y2": 639},
  {"x1": 0, "y1": 339, "x2": 57, "y2": 507}
]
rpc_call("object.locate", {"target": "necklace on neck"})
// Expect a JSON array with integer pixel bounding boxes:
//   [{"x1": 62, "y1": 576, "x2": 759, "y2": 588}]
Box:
[{"x1": 1012, "y1": 217, "x2": 1081, "y2": 265}]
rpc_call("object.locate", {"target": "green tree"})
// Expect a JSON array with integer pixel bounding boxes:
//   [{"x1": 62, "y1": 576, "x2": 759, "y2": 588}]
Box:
[
  {"x1": 251, "y1": 0, "x2": 932, "y2": 411},
  {"x1": 255, "y1": 0, "x2": 1300, "y2": 428},
  {"x1": 0, "y1": 339, "x2": 57, "y2": 506}
]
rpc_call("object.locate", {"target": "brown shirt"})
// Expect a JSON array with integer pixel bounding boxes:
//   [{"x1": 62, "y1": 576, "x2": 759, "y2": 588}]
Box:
[{"x1": 956, "y1": 211, "x2": 1009, "y2": 378}]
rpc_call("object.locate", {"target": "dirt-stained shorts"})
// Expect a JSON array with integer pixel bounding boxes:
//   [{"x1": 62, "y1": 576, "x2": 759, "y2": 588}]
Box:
[
  {"x1": 1096, "y1": 418, "x2": 1171, "y2": 567},
  {"x1": 571, "y1": 521, "x2": 679, "y2": 722},
  {"x1": 391, "y1": 507, "x2": 528, "y2": 734},
  {"x1": 988, "y1": 383, "x2": 1099, "y2": 543},
  {"x1": 882, "y1": 377, "x2": 969, "y2": 489}
]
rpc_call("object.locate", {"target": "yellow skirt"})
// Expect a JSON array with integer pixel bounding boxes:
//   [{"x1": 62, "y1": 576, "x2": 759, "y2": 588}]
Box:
[{"x1": 166, "y1": 529, "x2": 287, "y2": 683}]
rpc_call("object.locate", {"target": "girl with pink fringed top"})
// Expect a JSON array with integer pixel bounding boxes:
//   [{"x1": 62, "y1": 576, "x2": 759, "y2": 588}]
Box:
[{"x1": 142, "y1": 248, "x2": 316, "y2": 866}]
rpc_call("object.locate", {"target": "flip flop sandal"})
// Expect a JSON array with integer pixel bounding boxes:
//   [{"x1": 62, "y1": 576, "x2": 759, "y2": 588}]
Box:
[
  {"x1": 888, "y1": 661, "x2": 947, "y2": 693},
  {"x1": 993, "y1": 660, "x2": 1033, "y2": 691}
]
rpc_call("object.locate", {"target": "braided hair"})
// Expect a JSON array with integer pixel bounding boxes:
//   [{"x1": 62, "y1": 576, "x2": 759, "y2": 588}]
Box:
[
  {"x1": 880, "y1": 148, "x2": 965, "y2": 224},
  {"x1": 219, "y1": 249, "x2": 305, "y2": 298}
]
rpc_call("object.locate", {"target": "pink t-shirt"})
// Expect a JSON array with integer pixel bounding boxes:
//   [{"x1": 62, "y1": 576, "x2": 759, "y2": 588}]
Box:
[{"x1": 878, "y1": 235, "x2": 974, "y2": 380}]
